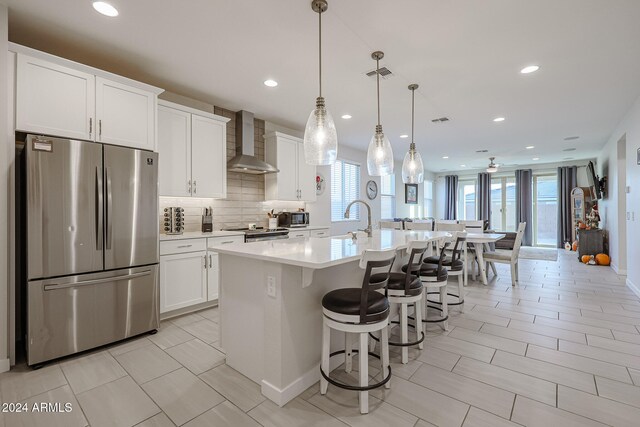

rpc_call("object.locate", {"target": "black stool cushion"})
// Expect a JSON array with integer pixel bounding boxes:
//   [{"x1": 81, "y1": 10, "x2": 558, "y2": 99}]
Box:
[
  {"x1": 419, "y1": 263, "x2": 449, "y2": 281},
  {"x1": 371, "y1": 272, "x2": 423, "y2": 296},
  {"x1": 423, "y1": 256, "x2": 464, "y2": 271},
  {"x1": 322, "y1": 288, "x2": 389, "y2": 317}
]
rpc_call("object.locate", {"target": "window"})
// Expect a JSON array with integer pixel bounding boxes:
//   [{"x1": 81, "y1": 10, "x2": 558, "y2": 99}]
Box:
[
  {"x1": 381, "y1": 174, "x2": 396, "y2": 219},
  {"x1": 533, "y1": 174, "x2": 558, "y2": 246},
  {"x1": 490, "y1": 176, "x2": 516, "y2": 231},
  {"x1": 423, "y1": 180, "x2": 434, "y2": 218},
  {"x1": 457, "y1": 179, "x2": 476, "y2": 220},
  {"x1": 331, "y1": 160, "x2": 360, "y2": 221}
]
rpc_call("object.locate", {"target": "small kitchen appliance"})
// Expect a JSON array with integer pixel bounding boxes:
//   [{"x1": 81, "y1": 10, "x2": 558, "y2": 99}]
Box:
[
  {"x1": 202, "y1": 207, "x2": 213, "y2": 232},
  {"x1": 277, "y1": 211, "x2": 310, "y2": 228}
]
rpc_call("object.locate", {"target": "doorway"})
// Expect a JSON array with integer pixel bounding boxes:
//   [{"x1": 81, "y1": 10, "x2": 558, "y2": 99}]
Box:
[{"x1": 617, "y1": 135, "x2": 627, "y2": 273}]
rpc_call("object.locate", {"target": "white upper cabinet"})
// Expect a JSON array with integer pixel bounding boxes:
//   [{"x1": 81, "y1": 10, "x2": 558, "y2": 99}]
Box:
[
  {"x1": 265, "y1": 132, "x2": 316, "y2": 202},
  {"x1": 95, "y1": 77, "x2": 156, "y2": 151},
  {"x1": 157, "y1": 100, "x2": 229, "y2": 199},
  {"x1": 16, "y1": 54, "x2": 95, "y2": 141},
  {"x1": 12, "y1": 45, "x2": 162, "y2": 151},
  {"x1": 191, "y1": 114, "x2": 227, "y2": 198},
  {"x1": 158, "y1": 105, "x2": 191, "y2": 197}
]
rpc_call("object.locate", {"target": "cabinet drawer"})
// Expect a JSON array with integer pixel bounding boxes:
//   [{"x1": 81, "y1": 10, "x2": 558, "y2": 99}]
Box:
[
  {"x1": 311, "y1": 229, "x2": 329, "y2": 238},
  {"x1": 160, "y1": 238, "x2": 207, "y2": 255},
  {"x1": 207, "y1": 236, "x2": 244, "y2": 249}
]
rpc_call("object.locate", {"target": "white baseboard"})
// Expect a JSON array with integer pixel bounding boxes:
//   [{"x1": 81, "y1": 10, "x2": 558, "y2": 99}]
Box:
[
  {"x1": 0, "y1": 358, "x2": 9, "y2": 373},
  {"x1": 611, "y1": 262, "x2": 627, "y2": 275},
  {"x1": 627, "y1": 278, "x2": 640, "y2": 299},
  {"x1": 260, "y1": 357, "x2": 344, "y2": 407}
]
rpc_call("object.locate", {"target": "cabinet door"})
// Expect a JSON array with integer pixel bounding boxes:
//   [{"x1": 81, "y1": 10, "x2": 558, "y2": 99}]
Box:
[
  {"x1": 207, "y1": 252, "x2": 219, "y2": 301},
  {"x1": 191, "y1": 114, "x2": 227, "y2": 198},
  {"x1": 276, "y1": 137, "x2": 300, "y2": 201},
  {"x1": 16, "y1": 54, "x2": 95, "y2": 140},
  {"x1": 297, "y1": 144, "x2": 317, "y2": 202},
  {"x1": 95, "y1": 77, "x2": 155, "y2": 151},
  {"x1": 160, "y1": 251, "x2": 207, "y2": 313},
  {"x1": 157, "y1": 106, "x2": 192, "y2": 196}
]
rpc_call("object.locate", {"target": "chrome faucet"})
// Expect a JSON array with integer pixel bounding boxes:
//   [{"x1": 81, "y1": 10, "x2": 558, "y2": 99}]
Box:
[{"x1": 344, "y1": 199, "x2": 373, "y2": 237}]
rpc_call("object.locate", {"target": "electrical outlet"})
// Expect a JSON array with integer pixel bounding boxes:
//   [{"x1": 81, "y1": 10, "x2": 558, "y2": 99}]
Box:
[{"x1": 267, "y1": 276, "x2": 277, "y2": 298}]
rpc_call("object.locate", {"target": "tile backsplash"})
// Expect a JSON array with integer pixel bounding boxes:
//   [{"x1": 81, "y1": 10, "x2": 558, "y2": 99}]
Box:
[{"x1": 159, "y1": 106, "x2": 305, "y2": 231}]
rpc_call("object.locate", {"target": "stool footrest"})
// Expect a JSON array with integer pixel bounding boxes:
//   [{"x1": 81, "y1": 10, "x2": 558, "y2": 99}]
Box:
[
  {"x1": 368, "y1": 326, "x2": 425, "y2": 347},
  {"x1": 425, "y1": 291, "x2": 464, "y2": 306},
  {"x1": 320, "y1": 349, "x2": 392, "y2": 391},
  {"x1": 408, "y1": 314, "x2": 449, "y2": 324}
]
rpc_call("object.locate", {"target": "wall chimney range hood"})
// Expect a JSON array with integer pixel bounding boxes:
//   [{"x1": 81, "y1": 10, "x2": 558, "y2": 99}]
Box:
[{"x1": 227, "y1": 110, "x2": 279, "y2": 174}]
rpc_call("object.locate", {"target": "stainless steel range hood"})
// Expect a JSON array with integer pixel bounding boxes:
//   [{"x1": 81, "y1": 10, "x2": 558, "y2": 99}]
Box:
[{"x1": 227, "y1": 110, "x2": 278, "y2": 174}]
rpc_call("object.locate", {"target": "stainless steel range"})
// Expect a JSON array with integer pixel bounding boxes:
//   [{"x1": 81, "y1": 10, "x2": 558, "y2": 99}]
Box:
[{"x1": 222, "y1": 227, "x2": 289, "y2": 243}]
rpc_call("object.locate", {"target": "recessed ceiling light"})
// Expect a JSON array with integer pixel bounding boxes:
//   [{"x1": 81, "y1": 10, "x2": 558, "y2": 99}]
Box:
[
  {"x1": 442, "y1": 156, "x2": 449, "y2": 159},
  {"x1": 92, "y1": 1, "x2": 119, "y2": 17},
  {"x1": 341, "y1": 114, "x2": 352, "y2": 119},
  {"x1": 520, "y1": 65, "x2": 540, "y2": 74},
  {"x1": 263, "y1": 79, "x2": 278, "y2": 87},
  {"x1": 399, "y1": 134, "x2": 409, "y2": 139},
  {"x1": 460, "y1": 164, "x2": 466, "y2": 167},
  {"x1": 526, "y1": 146, "x2": 534, "y2": 149},
  {"x1": 532, "y1": 157, "x2": 540, "y2": 161},
  {"x1": 564, "y1": 136, "x2": 580, "y2": 141},
  {"x1": 493, "y1": 117, "x2": 505, "y2": 122}
]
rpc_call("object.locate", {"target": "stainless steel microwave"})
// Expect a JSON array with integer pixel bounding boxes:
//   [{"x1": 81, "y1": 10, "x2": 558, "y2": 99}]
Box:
[{"x1": 277, "y1": 211, "x2": 309, "y2": 228}]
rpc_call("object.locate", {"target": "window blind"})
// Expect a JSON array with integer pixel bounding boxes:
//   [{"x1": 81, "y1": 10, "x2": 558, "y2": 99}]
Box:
[
  {"x1": 424, "y1": 180, "x2": 434, "y2": 217},
  {"x1": 381, "y1": 174, "x2": 396, "y2": 219},
  {"x1": 331, "y1": 160, "x2": 360, "y2": 221}
]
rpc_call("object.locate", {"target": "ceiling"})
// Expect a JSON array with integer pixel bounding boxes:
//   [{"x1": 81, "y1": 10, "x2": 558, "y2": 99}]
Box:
[{"x1": 4, "y1": 0, "x2": 640, "y2": 172}]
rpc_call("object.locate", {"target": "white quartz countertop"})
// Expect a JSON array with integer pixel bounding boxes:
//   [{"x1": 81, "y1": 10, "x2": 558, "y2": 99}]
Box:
[
  {"x1": 285, "y1": 226, "x2": 330, "y2": 231},
  {"x1": 213, "y1": 230, "x2": 451, "y2": 269},
  {"x1": 160, "y1": 231, "x2": 245, "y2": 241}
]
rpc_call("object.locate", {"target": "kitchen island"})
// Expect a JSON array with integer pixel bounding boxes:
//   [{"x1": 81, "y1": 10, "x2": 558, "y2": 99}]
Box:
[{"x1": 213, "y1": 229, "x2": 449, "y2": 406}]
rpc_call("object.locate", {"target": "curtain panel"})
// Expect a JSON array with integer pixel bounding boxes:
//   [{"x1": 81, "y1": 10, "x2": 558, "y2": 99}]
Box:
[
  {"x1": 557, "y1": 166, "x2": 577, "y2": 248},
  {"x1": 476, "y1": 172, "x2": 491, "y2": 228},
  {"x1": 444, "y1": 175, "x2": 458, "y2": 220},
  {"x1": 515, "y1": 169, "x2": 533, "y2": 246}
]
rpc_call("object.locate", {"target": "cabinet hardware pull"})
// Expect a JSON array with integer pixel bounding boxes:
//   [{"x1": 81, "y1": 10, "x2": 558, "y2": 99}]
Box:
[
  {"x1": 221, "y1": 241, "x2": 234, "y2": 244},
  {"x1": 193, "y1": 180, "x2": 197, "y2": 195},
  {"x1": 89, "y1": 118, "x2": 93, "y2": 137},
  {"x1": 177, "y1": 244, "x2": 192, "y2": 248},
  {"x1": 209, "y1": 254, "x2": 212, "y2": 268},
  {"x1": 188, "y1": 180, "x2": 192, "y2": 194},
  {"x1": 204, "y1": 255, "x2": 207, "y2": 268},
  {"x1": 99, "y1": 119, "x2": 102, "y2": 139}
]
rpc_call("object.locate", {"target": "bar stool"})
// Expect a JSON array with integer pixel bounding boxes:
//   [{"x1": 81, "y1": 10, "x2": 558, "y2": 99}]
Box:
[
  {"x1": 320, "y1": 249, "x2": 396, "y2": 414},
  {"x1": 423, "y1": 233, "x2": 467, "y2": 309},
  {"x1": 417, "y1": 243, "x2": 450, "y2": 330},
  {"x1": 384, "y1": 240, "x2": 430, "y2": 364}
]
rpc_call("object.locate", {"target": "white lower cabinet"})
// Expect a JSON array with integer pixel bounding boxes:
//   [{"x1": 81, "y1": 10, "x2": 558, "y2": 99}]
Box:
[
  {"x1": 160, "y1": 250, "x2": 208, "y2": 313},
  {"x1": 160, "y1": 236, "x2": 244, "y2": 314}
]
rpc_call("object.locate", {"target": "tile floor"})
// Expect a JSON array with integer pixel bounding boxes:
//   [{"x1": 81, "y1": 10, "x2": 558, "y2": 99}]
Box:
[{"x1": 2, "y1": 250, "x2": 640, "y2": 426}]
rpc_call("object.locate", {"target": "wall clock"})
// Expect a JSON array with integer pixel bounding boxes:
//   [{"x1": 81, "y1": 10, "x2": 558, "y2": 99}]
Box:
[{"x1": 366, "y1": 180, "x2": 378, "y2": 200}]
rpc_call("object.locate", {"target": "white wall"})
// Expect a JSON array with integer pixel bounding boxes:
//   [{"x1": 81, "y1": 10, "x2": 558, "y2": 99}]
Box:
[
  {"x1": 598, "y1": 94, "x2": 640, "y2": 292},
  {"x1": 1, "y1": 4, "x2": 10, "y2": 372},
  {"x1": 392, "y1": 159, "x2": 435, "y2": 219},
  {"x1": 306, "y1": 144, "x2": 382, "y2": 236}
]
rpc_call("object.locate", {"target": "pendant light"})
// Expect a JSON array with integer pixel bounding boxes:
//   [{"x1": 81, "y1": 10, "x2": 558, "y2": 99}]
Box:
[
  {"x1": 401, "y1": 84, "x2": 424, "y2": 183},
  {"x1": 366, "y1": 51, "x2": 394, "y2": 176},
  {"x1": 303, "y1": 0, "x2": 338, "y2": 165},
  {"x1": 486, "y1": 157, "x2": 498, "y2": 173}
]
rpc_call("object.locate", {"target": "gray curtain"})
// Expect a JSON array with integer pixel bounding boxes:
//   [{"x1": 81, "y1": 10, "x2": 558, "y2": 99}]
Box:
[
  {"x1": 515, "y1": 169, "x2": 533, "y2": 246},
  {"x1": 557, "y1": 166, "x2": 577, "y2": 248},
  {"x1": 444, "y1": 175, "x2": 458, "y2": 220},
  {"x1": 476, "y1": 173, "x2": 491, "y2": 228}
]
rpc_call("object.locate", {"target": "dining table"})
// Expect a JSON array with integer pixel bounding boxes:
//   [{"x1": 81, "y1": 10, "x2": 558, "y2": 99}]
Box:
[{"x1": 462, "y1": 232, "x2": 505, "y2": 285}]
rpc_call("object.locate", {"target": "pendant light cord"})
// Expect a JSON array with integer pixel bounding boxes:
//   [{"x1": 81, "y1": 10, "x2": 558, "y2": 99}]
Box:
[
  {"x1": 411, "y1": 87, "x2": 415, "y2": 147},
  {"x1": 318, "y1": 9, "x2": 322, "y2": 98},
  {"x1": 376, "y1": 57, "x2": 381, "y2": 126}
]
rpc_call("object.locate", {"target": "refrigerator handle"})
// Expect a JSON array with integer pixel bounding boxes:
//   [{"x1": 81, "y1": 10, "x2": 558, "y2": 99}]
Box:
[
  {"x1": 106, "y1": 167, "x2": 113, "y2": 250},
  {"x1": 96, "y1": 166, "x2": 103, "y2": 250}
]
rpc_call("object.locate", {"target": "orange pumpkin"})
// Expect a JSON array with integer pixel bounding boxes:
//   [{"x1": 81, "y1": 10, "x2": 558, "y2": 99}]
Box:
[
  {"x1": 572, "y1": 241, "x2": 578, "y2": 251},
  {"x1": 581, "y1": 255, "x2": 591, "y2": 264},
  {"x1": 578, "y1": 222, "x2": 587, "y2": 229},
  {"x1": 595, "y1": 253, "x2": 610, "y2": 266}
]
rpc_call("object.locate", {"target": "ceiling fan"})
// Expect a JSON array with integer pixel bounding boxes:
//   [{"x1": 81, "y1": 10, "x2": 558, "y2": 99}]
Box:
[{"x1": 486, "y1": 157, "x2": 499, "y2": 173}]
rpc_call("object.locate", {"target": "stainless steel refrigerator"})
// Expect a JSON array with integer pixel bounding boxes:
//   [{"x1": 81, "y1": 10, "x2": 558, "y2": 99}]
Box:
[{"x1": 18, "y1": 134, "x2": 159, "y2": 366}]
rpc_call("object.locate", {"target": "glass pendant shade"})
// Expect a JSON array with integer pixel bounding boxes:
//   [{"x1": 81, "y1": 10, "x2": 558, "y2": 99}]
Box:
[
  {"x1": 304, "y1": 97, "x2": 337, "y2": 165},
  {"x1": 402, "y1": 146, "x2": 424, "y2": 184},
  {"x1": 367, "y1": 127, "x2": 394, "y2": 176}
]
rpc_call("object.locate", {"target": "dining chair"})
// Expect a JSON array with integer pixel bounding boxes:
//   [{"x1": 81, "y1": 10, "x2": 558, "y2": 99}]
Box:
[
  {"x1": 379, "y1": 220, "x2": 403, "y2": 230},
  {"x1": 483, "y1": 222, "x2": 527, "y2": 286},
  {"x1": 404, "y1": 221, "x2": 433, "y2": 231}
]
